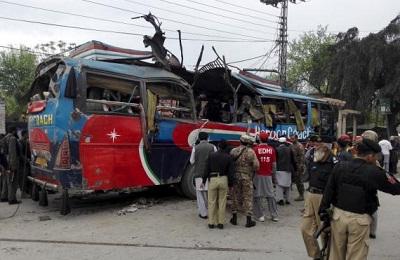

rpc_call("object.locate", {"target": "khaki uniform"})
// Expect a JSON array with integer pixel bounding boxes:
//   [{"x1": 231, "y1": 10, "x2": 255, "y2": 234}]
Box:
[
  {"x1": 330, "y1": 207, "x2": 371, "y2": 260},
  {"x1": 208, "y1": 176, "x2": 228, "y2": 225},
  {"x1": 290, "y1": 141, "x2": 305, "y2": 196},
  {"x1": 230, "y1": 145, "x2": 259, "y2": 216},
  {"x1": 301, "y1": 192, "x2": 324, "y2": 258}
]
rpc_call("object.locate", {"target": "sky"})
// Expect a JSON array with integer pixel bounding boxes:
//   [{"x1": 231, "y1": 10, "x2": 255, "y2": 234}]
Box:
[{"x1": 0, "y1": 0, "x2": 399, "y2": 71}]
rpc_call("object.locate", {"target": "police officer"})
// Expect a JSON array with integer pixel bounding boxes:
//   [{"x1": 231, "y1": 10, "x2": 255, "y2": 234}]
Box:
[
  {"x1": 203, "y1": 140, "x2": 235, "y2": 229},
  {"x1": 301, "y1": 144, "x2": 336, "y2": 259},
  {"x1": 319, "y1": 139, "x2": 400, "y2": 260},
  {"x1": 230, "y1": 134, "x2": 259, "y2": 228}
]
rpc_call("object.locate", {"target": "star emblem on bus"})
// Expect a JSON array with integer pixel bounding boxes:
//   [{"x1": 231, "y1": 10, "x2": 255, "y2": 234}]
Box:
[{"x1": 107, "y1": 128, "x2": 120, "y2": 143}]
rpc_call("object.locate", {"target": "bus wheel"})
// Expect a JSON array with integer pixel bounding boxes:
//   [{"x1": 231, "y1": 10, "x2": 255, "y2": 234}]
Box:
[
  {"x1": 39, "y1": 188, "x2": 48, "y2": 207},
  {"x1": 31, "y1": 183, "x2": 40, "y2": 201},
  {"x1": 180, "y1": 164, "x2": 196, "y2": 200},
  {"x1": 60, "y1": 189, "x2": 71, "y2": 215}
]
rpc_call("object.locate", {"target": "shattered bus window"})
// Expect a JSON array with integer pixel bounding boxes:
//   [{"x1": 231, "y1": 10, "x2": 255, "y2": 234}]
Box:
[
  {"x1": 85, "y1": 73, "x2": 140, "y2": 115},
  {"x1": 146, "y1": 82, "x2": 193, "y2": 120},
  {"x1": 30, "y1": 64, "x2": 66, "y2": 101}
]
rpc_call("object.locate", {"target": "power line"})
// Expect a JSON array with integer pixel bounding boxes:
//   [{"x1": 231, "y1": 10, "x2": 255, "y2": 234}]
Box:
[
  {"x1": 122, "y1": 0, "x2": 276, "y2": 36},
  {"x1": 227, "y1": 53, "x2": 272, "y2": 64},
  {"x1": 0, "y1": 16, "x2": 275, "y2": 43},
  {"x1": 256, "y1": 44, "x2": 279, "y2": 71},
  {"x1": 0, "y1": 0, "x2": 266, "y2": 41},
  {"x1": 82, "y1": 0, "x2": 274, "y2": 40},
  {"x1": 180, "y1": 0, "x2": 277, "y2": 24},
  {"x1": 156, "y1": 0, "x2": 278, "y2": 30},
  {"x1": 213, "y1": 0, "x2": 279, "y2": 18}
]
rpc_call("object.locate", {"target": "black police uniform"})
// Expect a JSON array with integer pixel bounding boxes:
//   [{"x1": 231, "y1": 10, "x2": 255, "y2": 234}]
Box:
[{"x1": 319, "y1": 157, "x2": 400, "y2": 260}]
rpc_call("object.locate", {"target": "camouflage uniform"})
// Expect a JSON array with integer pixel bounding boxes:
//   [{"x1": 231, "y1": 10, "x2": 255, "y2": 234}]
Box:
[
  {"x1": 230, "y1": 144, "x2": 259, "y2": 216},
  {"x1": 290, "y1": 141, "x2": 305, "y2": 199}
]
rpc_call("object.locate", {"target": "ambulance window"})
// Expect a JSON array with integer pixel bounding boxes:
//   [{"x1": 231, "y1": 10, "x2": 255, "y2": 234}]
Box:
[
  {"x1": 85, "y1": 73, "x2": 140, "y2": 115},
  {"x1": 146, "y1": 82, "x2": 193, "y2": 120}
]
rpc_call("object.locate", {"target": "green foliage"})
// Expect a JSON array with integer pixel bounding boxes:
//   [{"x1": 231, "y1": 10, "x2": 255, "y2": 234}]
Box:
[
  {"x1": 287, "y1": 26, "x2": 336, "y2": 93},
  {"x1": 0, "y1": 47, "x2": 37, "y2": 120},
  {"x1": 34, "y1": 40, "x2": 77, "y2": 61},
  {"x1": 327, "y1": 16, "x2": 400, "y2": 134},
  {"x1": 0, "y1": 41, "x2": 76, "y2": 120}
]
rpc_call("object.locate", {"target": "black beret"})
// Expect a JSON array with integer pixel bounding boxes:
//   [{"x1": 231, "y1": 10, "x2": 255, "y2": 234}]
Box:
[
  {"x1": 198, "y1": 132, "x2": 209, "y2": 141},
  {"x1": 357, "y1": 139, "x2": 381, "y2": 154},
  {"x1": 218, "y1": 139, "x2": 228, "y2": 150}
]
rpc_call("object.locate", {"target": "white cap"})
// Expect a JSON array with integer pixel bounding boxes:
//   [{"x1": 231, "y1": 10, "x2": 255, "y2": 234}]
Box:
[{"x1": 278, "y1": 137, "x2": 287, "y2": 143}]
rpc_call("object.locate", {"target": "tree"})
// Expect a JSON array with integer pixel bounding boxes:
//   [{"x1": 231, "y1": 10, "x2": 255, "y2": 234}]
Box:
[
  {"x1": 287, "y1": 26, "x2": 336, "y2": 93},
  {"x1": 0, "y1": 47, "x2": 37, "y2": 120},
  {"x1": 0, "y1": 41, "x2": 76, "y2": 120},
  {"x1": 34, "y1": 40, "x2": 77, "y2": 61},
  {"x1": 326, "y1": 16, "x2": 400, "y2": 135}
]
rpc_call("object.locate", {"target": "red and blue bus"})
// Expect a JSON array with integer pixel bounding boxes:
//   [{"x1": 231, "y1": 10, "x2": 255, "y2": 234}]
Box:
[{"x1": 27, "y1": 42, "x2": 336, "y2": 214}]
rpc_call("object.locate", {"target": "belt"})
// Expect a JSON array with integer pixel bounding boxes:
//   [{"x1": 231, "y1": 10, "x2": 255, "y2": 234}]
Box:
[
  {"x1": 308, "y1": 187, "x2": 323, "y2": 194},
  {"x1": 210, "y1": 172, "x2": 225, "y2": 178}
]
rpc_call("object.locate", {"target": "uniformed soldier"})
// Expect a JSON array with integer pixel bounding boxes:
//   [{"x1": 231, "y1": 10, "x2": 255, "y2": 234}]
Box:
[
  {"x1": 360, "y1": 130, "x2": 379, "y2": 240},
  {"x1": 203, "y1": 140, "x2": 235, "y2": 229},
  {"x1": 319, "y1": 139, "x2": 400, "y2": 260},
  {"x1": 230, "y1": 134, "x2": 260, "y2": 228},
  {"x1": 301, "y1": 144, "x2": 336, "y2": 259},
  {"x1": 290, "y1": 134, "x2": 306, "y2": 201}
]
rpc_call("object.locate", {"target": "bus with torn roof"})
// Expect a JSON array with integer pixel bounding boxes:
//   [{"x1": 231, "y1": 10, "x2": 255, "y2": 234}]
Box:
[
  {"x1": 26, "y1": 15, "x2": 340, "y2": 214},
  {"x1": 26, "y1": 44, "x2": 339, "y2": 214}
]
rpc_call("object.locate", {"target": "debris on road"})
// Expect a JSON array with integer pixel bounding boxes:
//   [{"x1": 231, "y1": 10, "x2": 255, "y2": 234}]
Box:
[
  {"x1": 39, "y1": 216, "x2": 51, "y2": 221},
  {"x1": 117, "y1": 204, "x2": 138, "y2": 216},
  {"x1": 117, "y1": 198, "x2": 161, "y2": 215}
]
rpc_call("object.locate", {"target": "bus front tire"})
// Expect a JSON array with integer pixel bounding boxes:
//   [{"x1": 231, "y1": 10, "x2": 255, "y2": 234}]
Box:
[{"x1": 180, "y1": 164, "x2": 196, "y2": 200}]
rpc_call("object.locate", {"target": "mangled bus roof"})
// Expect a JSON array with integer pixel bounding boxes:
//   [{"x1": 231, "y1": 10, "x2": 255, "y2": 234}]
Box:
[{"x1": 64, "y1": 58, "x2": 186, "y2": 81}]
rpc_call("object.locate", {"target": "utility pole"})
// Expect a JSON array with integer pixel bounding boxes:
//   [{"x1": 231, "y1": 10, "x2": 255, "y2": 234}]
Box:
[{"x1": 260, "y1": 0, "x2": 305, "y2": 87}]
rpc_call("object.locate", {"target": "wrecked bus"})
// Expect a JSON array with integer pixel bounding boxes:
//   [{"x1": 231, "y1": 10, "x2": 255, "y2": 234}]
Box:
[{"x1": 26, "y1": 36, "x2": 337, "y2": 214}]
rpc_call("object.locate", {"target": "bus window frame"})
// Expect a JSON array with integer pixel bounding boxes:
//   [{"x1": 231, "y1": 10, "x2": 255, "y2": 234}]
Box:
[
  {"x1": 79, "y1": 68, "x2": 143, "y2": 116},
  {"x1": 144, "y1": 79, "x2": 196, "y2": 123}
]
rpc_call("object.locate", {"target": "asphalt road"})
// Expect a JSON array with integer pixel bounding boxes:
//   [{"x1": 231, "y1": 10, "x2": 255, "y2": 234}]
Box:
[{"x1": 0, "y1": 187, "x2": 399, "y2": 260}]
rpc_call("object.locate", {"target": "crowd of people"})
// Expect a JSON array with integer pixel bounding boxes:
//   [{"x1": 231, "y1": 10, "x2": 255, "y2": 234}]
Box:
[
  {"x1": 190, "y1": 130, "x2": 400, "y2": 260},
  {"x1": 0, "y1": 126, "x2": 31, "y2": 205}
]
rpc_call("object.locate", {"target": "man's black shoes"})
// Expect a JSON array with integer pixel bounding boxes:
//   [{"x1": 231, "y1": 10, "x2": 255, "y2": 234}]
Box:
[
  {"x1": 217, "y1": 224, "x2": 224, "y2": 229},
  {"x1": 208, "y1": 224, "x2": 215, "y2": 229},
  {"x1": 245, "y1": 216, "x2": 256, "y2": 228}
]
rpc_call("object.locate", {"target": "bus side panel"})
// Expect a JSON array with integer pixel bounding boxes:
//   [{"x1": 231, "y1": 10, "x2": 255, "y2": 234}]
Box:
[{"x1": 79, "y1": 115, "x2": 154, "y2": 190}]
